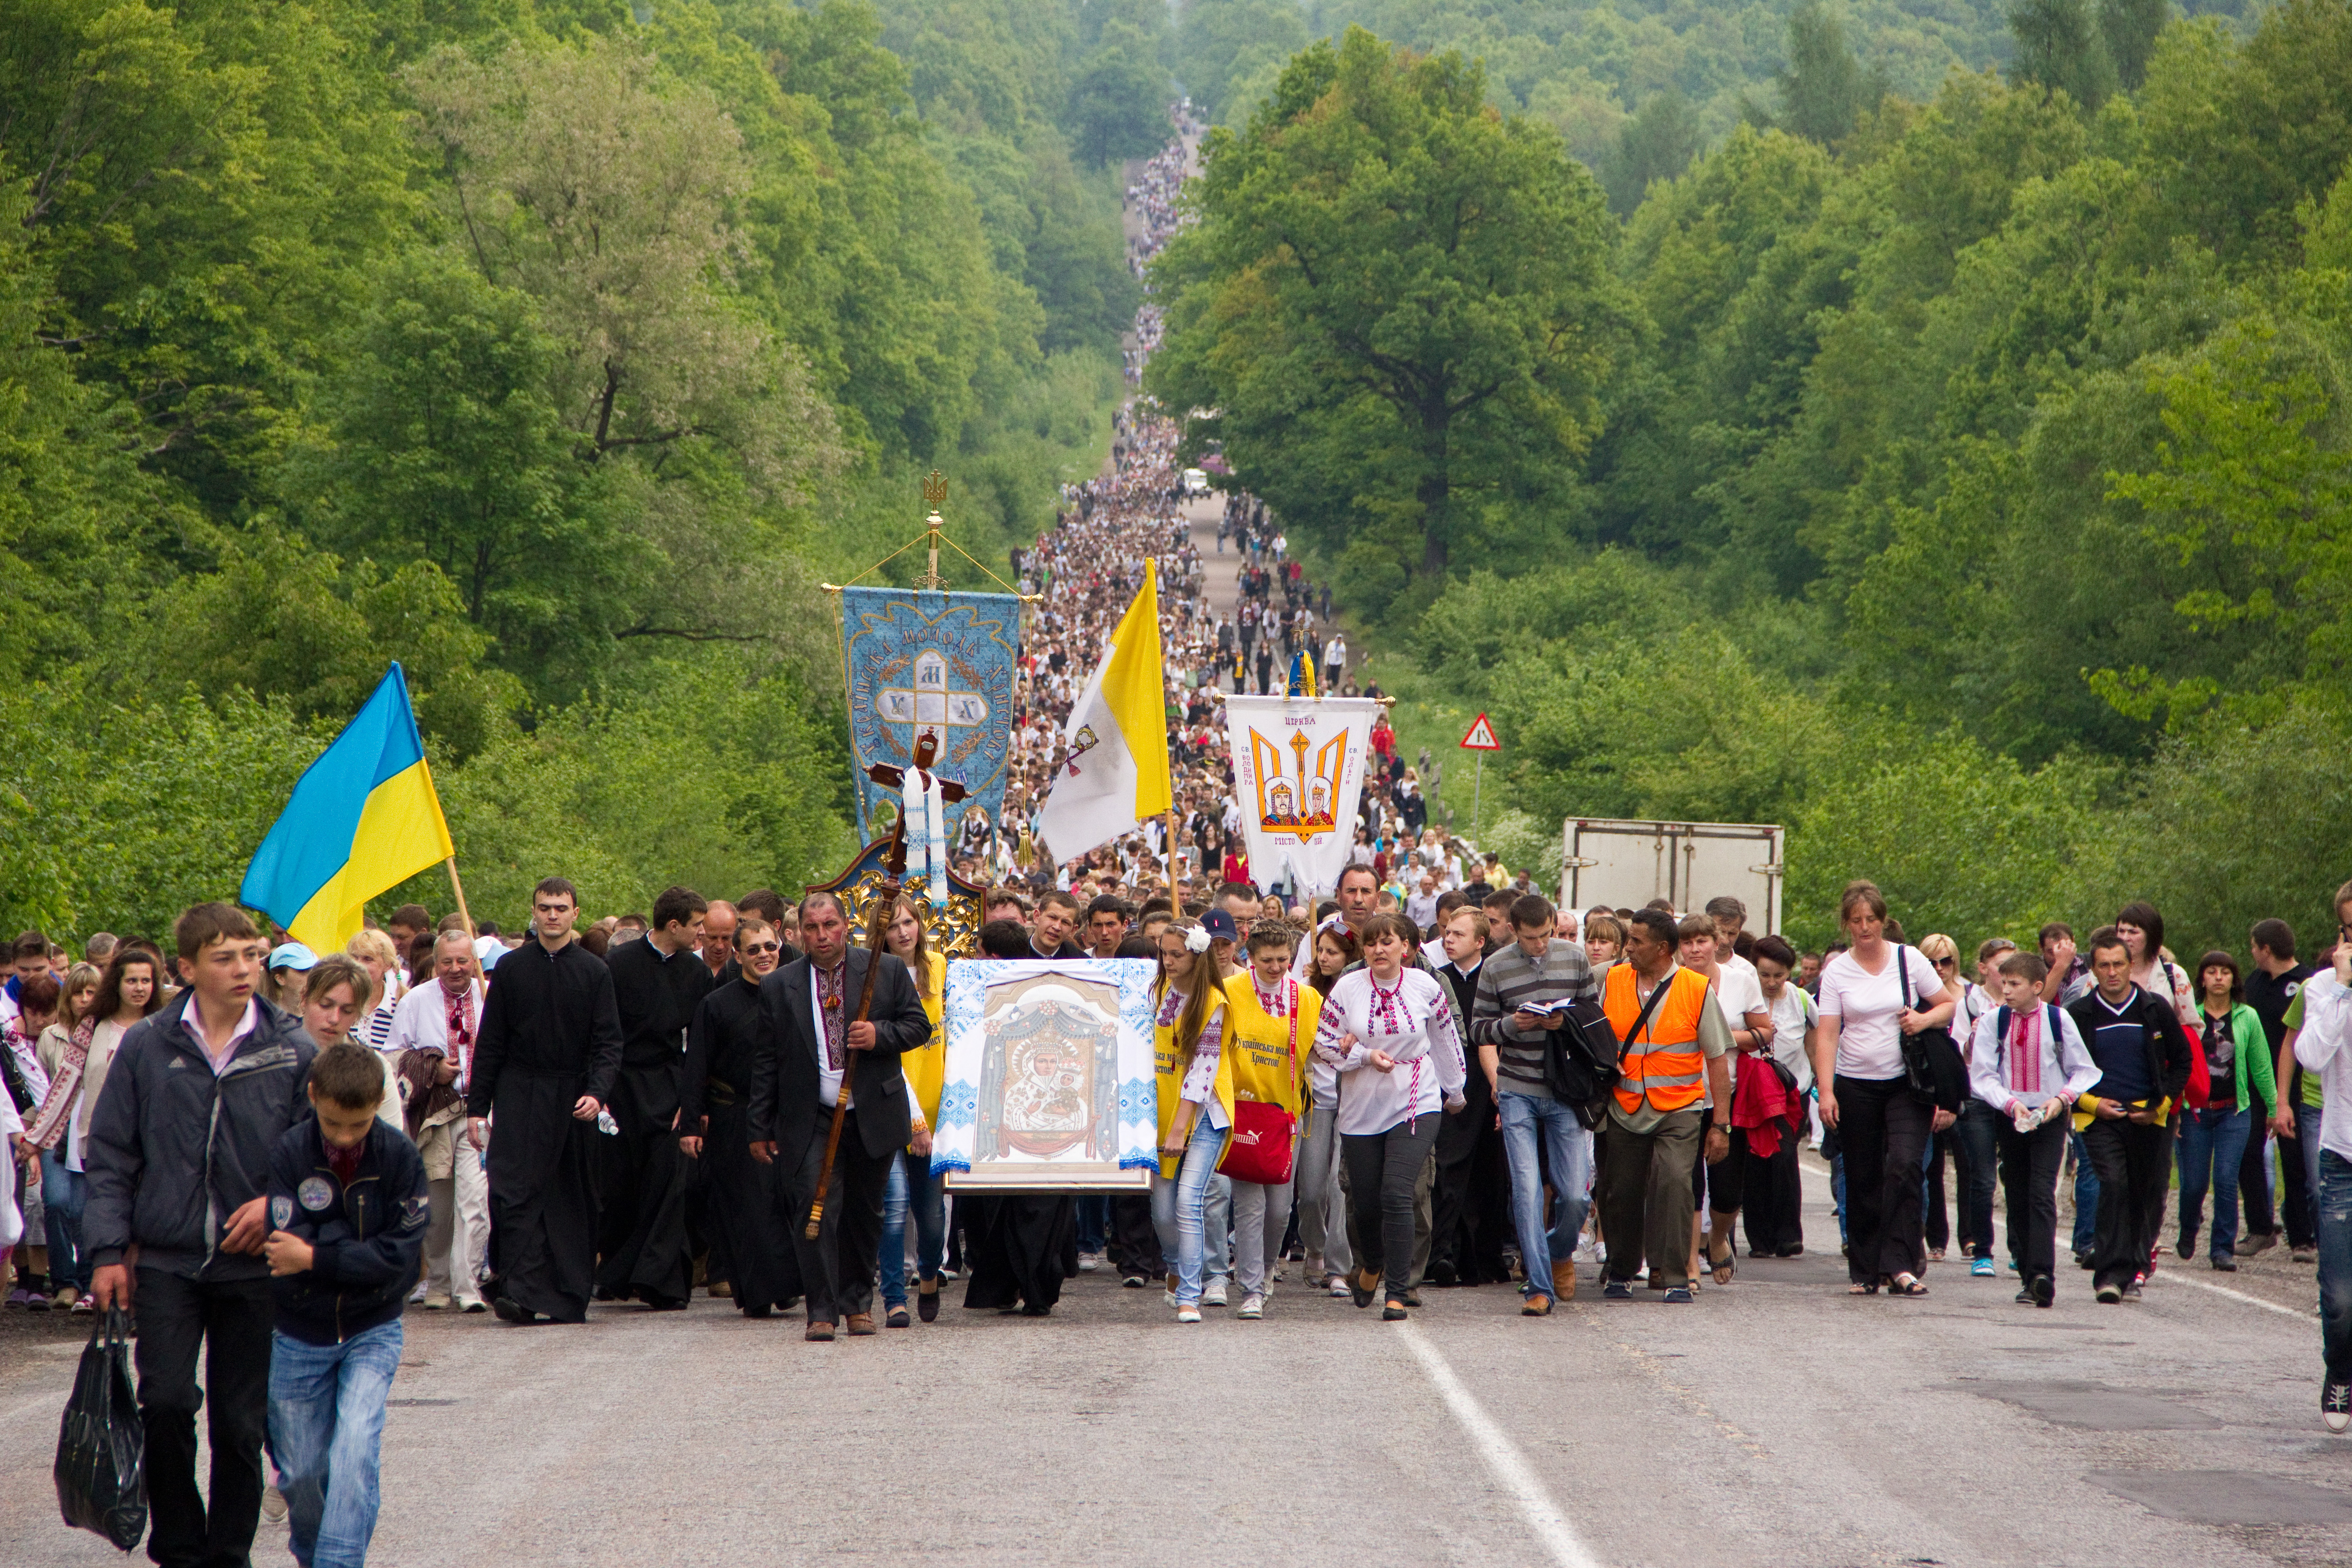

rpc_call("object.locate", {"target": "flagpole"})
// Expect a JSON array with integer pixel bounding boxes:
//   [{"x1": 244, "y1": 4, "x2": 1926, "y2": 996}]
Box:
[{"x1": 444, "y1": 857, "x2": 475, "y2": 937}]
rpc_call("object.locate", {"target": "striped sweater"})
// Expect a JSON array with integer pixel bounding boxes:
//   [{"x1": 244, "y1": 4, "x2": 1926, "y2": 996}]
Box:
[{"x1": 1469, "y1": 940, "x2": 1597, "y2": 1098}]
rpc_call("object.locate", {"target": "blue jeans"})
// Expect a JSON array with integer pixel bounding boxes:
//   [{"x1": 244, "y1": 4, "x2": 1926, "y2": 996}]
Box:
[
  {"x1": 268, "y1": 1320, "x2": 403, "y2": 1568},
  {"x1": 2299, "y1": 1103, "x2": 2327, "y2": 1246},
  {"x1": 2176, "y1": 1105, "x2": 2253, "y2": 1259},
  {"x1": 1830, "y1": 1152, "x2": 1847, "y2": 1244},
  {"x1": 38, "y1": 1151, "x2": 89, "y2": 1294},
  {"x1": 2321, "y1": 1151, "x2": 2352, "y2": 1383},
  {"x1": 1498, "y1": 1092, "x2": 1591, "y2": 1286},
  {"x1": 877, "y1": 1150, "x2": 946, "y2": 1308},
  {"x1": 1149, "y1": 1116, "x2": 1230, "y2": 1305},
  {"x1": 1946, "y1": 1099, "x2": 1999, "y2": 1260},
  {"x1": 2069, "y1": 1127, "x2": 2099, "y2": 1256}
]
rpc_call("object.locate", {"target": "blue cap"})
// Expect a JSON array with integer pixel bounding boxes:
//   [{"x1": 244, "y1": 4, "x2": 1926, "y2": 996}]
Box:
[
  {"x1": 474, "y1": 936, "x2": 505, "y2": 971},
  {"x1": 267, "y1": 942, "x2": 318, "y2": 973},
  {"x1": 1200, "y1": 908, "x2": 1240, "y2": 943}
]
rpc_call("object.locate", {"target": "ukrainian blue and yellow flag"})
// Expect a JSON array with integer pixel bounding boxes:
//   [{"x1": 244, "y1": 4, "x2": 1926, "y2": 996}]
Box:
[
  {"x1": 240, "y1": 664, "x2": 455, "y2": 952},
  {"x1": 1286, "y1": 649, "x2": 1318, "y2": 698}
]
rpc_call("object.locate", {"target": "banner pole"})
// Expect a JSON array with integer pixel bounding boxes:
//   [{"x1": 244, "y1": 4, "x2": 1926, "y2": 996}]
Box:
[
  {"x1": 444, "y1": 857, "x2": 475, "y2": 937},
  {"x1": 1473, "y1": 754, "x2": 1483, "y2": 839}
]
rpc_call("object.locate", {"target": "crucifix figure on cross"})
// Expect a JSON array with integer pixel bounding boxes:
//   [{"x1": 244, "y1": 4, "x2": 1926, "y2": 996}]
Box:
[{"x1": 866, "y1": 728, "x2": 970, "y2": 879}]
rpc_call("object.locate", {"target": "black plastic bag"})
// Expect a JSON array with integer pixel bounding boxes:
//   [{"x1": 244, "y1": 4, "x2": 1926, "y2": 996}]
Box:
[{"x1": 56, "y1": 1304, "x2": 147, "y2": 1550}]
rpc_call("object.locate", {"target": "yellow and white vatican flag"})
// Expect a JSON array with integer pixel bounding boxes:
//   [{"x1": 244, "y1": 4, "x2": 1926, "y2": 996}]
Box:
[
  {"x1": 1225, "y1": 692, "x2": 1378, "y2": 896},
  {"x1": 1037, "y1": 562, "x2": 1172, "y2": 865}
]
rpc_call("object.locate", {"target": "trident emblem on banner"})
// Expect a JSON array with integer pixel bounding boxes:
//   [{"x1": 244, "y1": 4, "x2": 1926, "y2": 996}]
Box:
[{"x1": 1249, "y1": 727, "x2": 1347, "y2": 839}]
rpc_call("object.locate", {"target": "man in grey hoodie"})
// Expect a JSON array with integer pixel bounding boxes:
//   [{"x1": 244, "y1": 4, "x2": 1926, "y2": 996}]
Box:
[{"x1": 85, "y1": 901, "x2": 317, "y2": 1568}]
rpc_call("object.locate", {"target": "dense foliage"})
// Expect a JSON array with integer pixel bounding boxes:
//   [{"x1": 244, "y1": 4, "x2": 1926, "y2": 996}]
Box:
[
  {"x1": 0, "y1": 0, "x2": 1166, "y2": 938},
  {"x1": 1156, "y1": 3, "x2": 2352, "y2": 955}
]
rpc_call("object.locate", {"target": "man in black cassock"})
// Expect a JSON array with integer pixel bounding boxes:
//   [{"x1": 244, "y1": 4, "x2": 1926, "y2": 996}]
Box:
[
  {"x1": 681, "y1": 916, "x2": 801, "y2": 1317},
  {"x1": 467, "y1": 877, "x2": 623, "y2": 1325},
  {"x1": 748, "y1": 892, "x2": 931, "y2": 1340},
  {"x1": 957, "y1": 918, "x2": 1080, "y2": 1316},
  {"x1": 596, "y1": 885, "x2": 715, "y2": 1309}
]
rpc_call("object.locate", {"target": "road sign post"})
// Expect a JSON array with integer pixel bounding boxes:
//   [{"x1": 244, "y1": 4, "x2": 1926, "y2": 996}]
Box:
[{"x1": 1460, "y1": 712, "x2": 1499, "y2": 837}]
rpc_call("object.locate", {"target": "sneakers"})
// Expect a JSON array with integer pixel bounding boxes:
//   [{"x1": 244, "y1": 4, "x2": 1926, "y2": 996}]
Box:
[
  {"x1": 1603, "y1": 1279, "x2": 1632, "y2": 1301},
  {"x1": 1972, "y1": 1258, "x2": 1995, "y2": 1278},
  {"x1": 458, "y1": 1297, "x2": 488, "y2": 1313},
  {"x1": 2244, "y1": 1230, "x2": 2279, "y2": 1258},
  {"x1": 1076, "y1": 1252, "x2": 1101, "y2": 1273},
  {"x1": 2122, "y1": 1281, "x2": 2143, "y2": 1301},
  {"x1": 2030, "y1": 1274, "x2": 2055, "y2": 1308},
  {"x1": 1237, "y1": 1292, "x2": 1264, "y2": 1319},
  {"x1": 1662, "y1": 1286, "x2": 1694, "y2": 1303},
  {"x1": 1121, "y1": 1273, "x2": 1147, "y2": 1289},
  {"x1": 1328, "y1": 1274, "x2": 1351, "y2": 1298},
  {"x1": 2295, "y1": 1245, "x2": 2319, "y2": 1264},
  {"x1": 408, "y1": 1281, "x2": 429, "y2": 1303},
  {"x1": 1176, "y1": 1303, "x2": 1201, "y2": 1323},
  {"x1": 2211, "y1": 1254, "x2": 2238, "y2": 1272},
  {"x1": 2326, "y1": 1380, "x2": 2352, "y2": 1434},
  {"x1": 1203, "y1": 1277, "x2": 1229, "y2": 1308},
  {"x1": 2097, "y1": 1283, "x2": 2123, "y2": 1304},
  {"x1": 261, "y1": 1485, "x2": 288, "y2": 1524},
  {"x1": 421, "y1": 1291, "x2": 452, "y2": 1311}
]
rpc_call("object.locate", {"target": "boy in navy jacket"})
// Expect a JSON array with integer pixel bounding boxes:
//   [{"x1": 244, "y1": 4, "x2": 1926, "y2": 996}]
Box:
[{"x1": 263, "y1": 1042, "x2": 429, "y2": 1568}]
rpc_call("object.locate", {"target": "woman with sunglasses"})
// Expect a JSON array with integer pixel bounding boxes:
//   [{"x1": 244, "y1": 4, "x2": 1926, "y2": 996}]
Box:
[{"x1": 1312, "y1": 912, "x2": 1468, "y2": 1319}]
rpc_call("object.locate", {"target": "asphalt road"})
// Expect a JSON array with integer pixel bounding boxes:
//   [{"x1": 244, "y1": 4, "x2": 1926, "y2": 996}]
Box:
[{"x1": 6, "y1": 1158, "x2": 2351, "y2": 1568}]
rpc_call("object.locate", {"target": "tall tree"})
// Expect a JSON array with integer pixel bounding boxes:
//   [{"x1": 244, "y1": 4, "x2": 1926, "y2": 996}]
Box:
[
  {"x1": 1148, "y1": 29, "x2": 1634, "y2": 605},
  {"x1": 1602, "y1": 89, "x2": 1702, "y2": 216},
  {"x1": 1774, "y1": 2, "x2": 1878, "y2": 144},
  {"x1": 2009, "y1": 0, "x2": 2118, "y2": 109},
  {"x1": 2098, "y1": 0, "x2": 2169, "y2": 92}
]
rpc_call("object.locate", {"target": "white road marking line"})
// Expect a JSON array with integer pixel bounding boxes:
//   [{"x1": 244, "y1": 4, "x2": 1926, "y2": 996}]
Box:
[
  {"x1": 1398, "y1": 1324, "x2": 1603, "y2": 1568},
  {"x1": 2150, "y1": 1268, "x2": 2315, "y2": 1319},
  {"x1": 1806, "y1": 1148, "x2": 2321, "y2": 1323}
]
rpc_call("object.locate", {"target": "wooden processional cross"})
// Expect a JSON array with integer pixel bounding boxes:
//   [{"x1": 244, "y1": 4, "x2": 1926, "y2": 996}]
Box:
[{"x1": 808, "y1": 728, "x2": 967, "y2": 1238}]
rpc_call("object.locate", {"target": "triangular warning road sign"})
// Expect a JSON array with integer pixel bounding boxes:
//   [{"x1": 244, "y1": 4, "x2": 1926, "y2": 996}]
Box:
[{"x1": 1460, "y1": 713, "x2": 1499, "y2": 751}]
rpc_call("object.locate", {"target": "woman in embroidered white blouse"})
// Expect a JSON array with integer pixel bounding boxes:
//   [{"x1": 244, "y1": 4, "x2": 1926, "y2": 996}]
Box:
[{"x1": 1311, "y1": 912, "x2": 1467, "y2": 1320}]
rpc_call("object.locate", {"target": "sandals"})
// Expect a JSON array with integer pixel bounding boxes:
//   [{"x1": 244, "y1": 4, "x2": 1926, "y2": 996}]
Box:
[
  {"x1": 1847, "y1": 1281, "x2": 1879, "y2": 1295},
  {"x1": 1709, "y1": 1248, "x2": 1735, "y2": 1285},
  {"x1": 1886, "y1": 1273, "x2": 1929, "y2": 1297}
]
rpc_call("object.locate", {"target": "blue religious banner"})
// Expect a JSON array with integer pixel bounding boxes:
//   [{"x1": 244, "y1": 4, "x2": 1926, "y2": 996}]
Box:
[{"x1": 839, "y1": 587, "x2": 1020, "y2": 844}]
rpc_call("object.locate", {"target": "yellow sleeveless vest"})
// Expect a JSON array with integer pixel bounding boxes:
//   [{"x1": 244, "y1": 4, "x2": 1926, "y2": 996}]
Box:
[
  {"x1": 1217, "y1": 973, "x2": 1318, "y2": 1121},
  {"x1": 1153, "y1": 983, "x2": 1233, "y2": 1179}
]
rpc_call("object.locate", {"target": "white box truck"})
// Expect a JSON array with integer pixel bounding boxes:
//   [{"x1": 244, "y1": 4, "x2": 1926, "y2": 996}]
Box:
[{"x1": 1557, "y1": 818, "x2": 1786, "y2": 935}]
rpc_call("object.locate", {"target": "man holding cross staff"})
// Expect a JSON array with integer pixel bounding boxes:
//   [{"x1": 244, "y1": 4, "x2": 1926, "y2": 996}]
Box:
[{"x1": 747, "y1": 735, "x2": 951, "y2": 1341}]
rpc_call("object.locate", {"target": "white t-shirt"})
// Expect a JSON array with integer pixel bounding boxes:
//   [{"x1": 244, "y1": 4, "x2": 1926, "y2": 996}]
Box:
[
  {"x1": 1714, "y1": 954, "x2": 1765, "y2": 1029},
  {"x1": 1818, "y1": 944, "x2": 1948, "y2": 1081},
  {"x1": 1764, "y1": 984, "x2": 1818, "y2": 1093}
]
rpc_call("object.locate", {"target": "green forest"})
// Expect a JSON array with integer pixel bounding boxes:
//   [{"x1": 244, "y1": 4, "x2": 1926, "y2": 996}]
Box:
[
  {"x1": 7, "y1": 0, "x2": 2350, "y2": 960},
  {"x1": 1150, "y1": 1, "x2": 2352, "y2": 954},
  {"x1": 0, "y1": 0, "x2": 1176, "y2": 935}
]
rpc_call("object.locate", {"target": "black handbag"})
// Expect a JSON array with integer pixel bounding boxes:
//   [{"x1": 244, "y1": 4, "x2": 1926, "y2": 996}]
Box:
[
  {"x1": 1894, "y1": 944, "x2": 1968, "y2": 1112},
  {"x1": 1550, "y1": 970, "x2": 1671, "y2": 1128}
]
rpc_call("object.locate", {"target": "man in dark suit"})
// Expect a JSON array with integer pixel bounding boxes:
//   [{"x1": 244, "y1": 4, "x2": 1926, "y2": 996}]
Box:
[{"x1": 747, "y1": 891, "x2": 931, "y2": 1340}]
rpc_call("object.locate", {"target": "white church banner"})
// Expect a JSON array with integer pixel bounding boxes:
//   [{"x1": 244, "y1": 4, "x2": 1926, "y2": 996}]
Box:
[{"x1": 1223, "y1": 695, "x2": 1378, "y2": 897}]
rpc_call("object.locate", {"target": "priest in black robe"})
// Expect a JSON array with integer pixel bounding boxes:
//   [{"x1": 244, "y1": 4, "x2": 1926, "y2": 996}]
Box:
[
  {"x1": 681, "y1": 916, "x2": 801, "y2": 1316},
  {"x1": 747, "y1": 892, "x2": 931, "y2": 1339},
  {"x1": 596, "y1": 886, "x2": 715, "y2": 1309},
  {"x1": 467, "y1": 877, "x2": 624, "y2": 1325},
  {"x1": 956, "y1": 918, "x2": 1081, "y2": 1315}
]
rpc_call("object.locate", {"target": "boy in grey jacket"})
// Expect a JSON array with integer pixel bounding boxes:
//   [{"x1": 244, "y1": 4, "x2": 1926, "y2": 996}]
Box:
[{"x1": 84, "y1": 902, "x2": 317, "y2": 1568}]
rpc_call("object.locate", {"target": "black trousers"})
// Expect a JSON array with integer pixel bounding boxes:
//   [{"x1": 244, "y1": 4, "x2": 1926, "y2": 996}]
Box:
[
  {"x1": 133, "y1": 1269, "x2": 274, "y2": 1568},
  {"x1": 1922, "y1": 1127, "x2": 1953, "y2": 1251},
  {"x1": 1428, "y1": 1068, "x2": 1511, "y2": 1282},
  {"x1": 1104, "y1": 1192, "x2": 1164, "y2": 1280},
  {"x1": 2082, "y1": 1115, "x2": 2172, "y2": 1290},
  {"x1": 1342, "y1": 1118, "x2": 1441, "y2": 1300},
  {"x1": 1836, "y1": 1074, "x2": 1930, "y2": 1284},
  {"x1": 595, "y1": 1065, "x2": 692, "y2": 1303},
  {"x1": 1735, "y1": 1121, "x2": 1805, "y2": 1255},
  {"x1": 1996, "y1": 1115, "x2": 2068, "y2": 1285},
  {"x1": 2238, "y1": 1089, "x2": 2287, "y2": 1240},
  {"x1": 783, "y1": 1109, "x2": 893, "y2": 1324}
]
